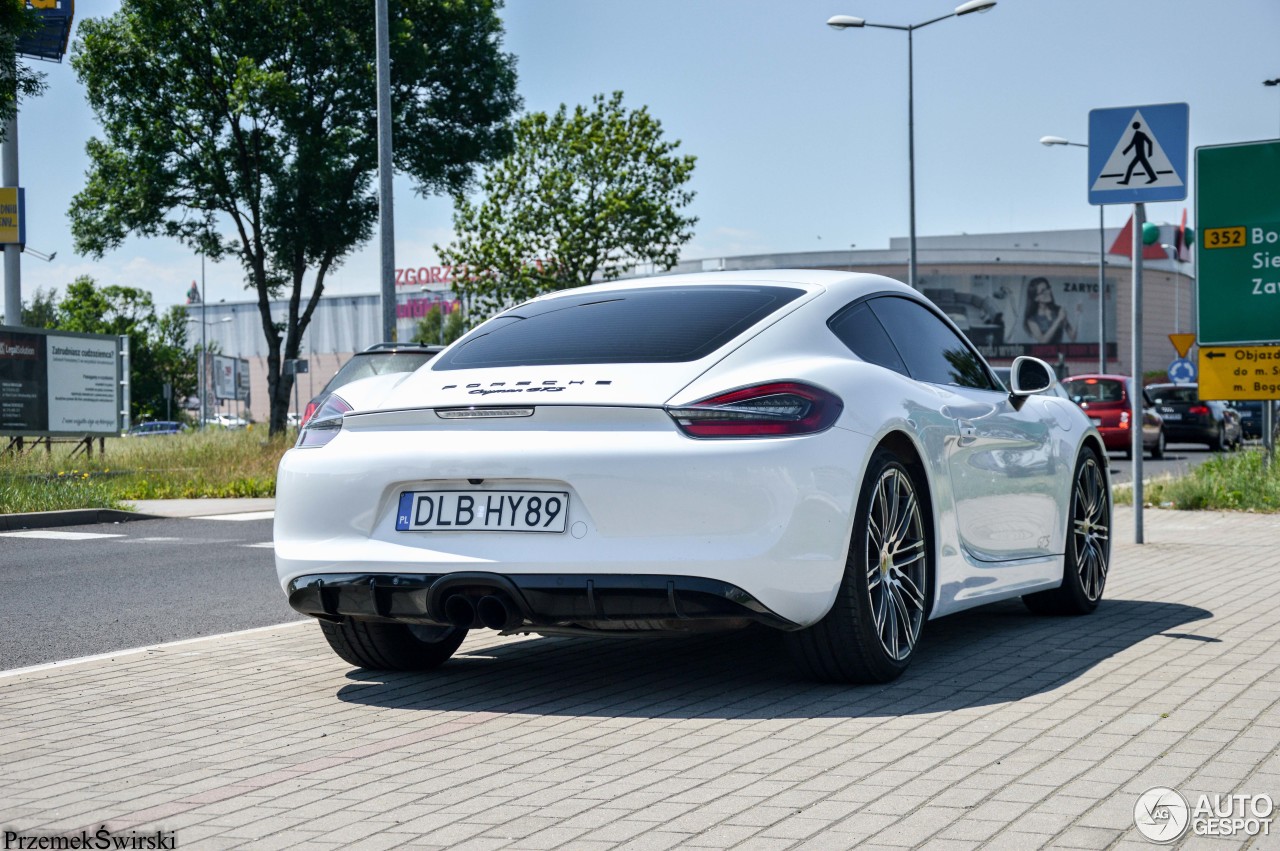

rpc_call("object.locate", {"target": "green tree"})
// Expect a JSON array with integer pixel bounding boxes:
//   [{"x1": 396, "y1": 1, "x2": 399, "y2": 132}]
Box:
[
  {"x1": 19, "y1": 286, "x2": 58, "y2": 328},
  {"x1": 411, "y1": 304, "x2": 466, "y2": 346},
  {"x1": 69, "y1": 0, "x2": 520, "y2": 435},
  {"x1": 0, "y1": 3, "x2": 49, "y2": 139},
  {"x1": 438, "y1": 92, "x2": 698, "y2": 323},
  {"x1": 54, "y1": 276, "x2": 196, "y2": 422}
]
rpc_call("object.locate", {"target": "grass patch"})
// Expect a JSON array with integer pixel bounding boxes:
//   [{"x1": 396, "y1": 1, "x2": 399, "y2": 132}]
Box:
[
  {"x1": 1, "y1": 429, "x2": 293, "y2": 514},
  {"x1": 1114, "y1": 447, "x2": 1280, "y2": 512}
]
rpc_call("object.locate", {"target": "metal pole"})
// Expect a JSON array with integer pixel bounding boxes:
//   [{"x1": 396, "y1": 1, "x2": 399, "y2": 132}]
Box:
[
  {"x1": 1264, "y1": 402, "x2": 1275, "y2": 468},
  {"x1": 906, "y1": 25, "x2": 917, "y2": 290},
  {"x1": 1098, "y1": 205, "x2": 1106, "y2": 373},
  {"x1": 3, "y1": 109, "x2": 19, "y2": 327},
  {"x1": 1132, "y1": 202, "x2": 1145, "y2": 544},
  {"x1": 375, "y1": 0, "x2": 396, "y2": 341},
  {"x1": 201, "y1": 256, "x2": 207, "y2": 430}
]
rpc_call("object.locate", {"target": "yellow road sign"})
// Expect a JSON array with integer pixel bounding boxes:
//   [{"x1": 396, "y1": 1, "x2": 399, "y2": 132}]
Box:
[
  {"x1": 1198, "y1": 346, "x2": 1280, "y2": 400},
  {"x1": 1169, "y1": 333, "x2": 1196, "y2": 358}
]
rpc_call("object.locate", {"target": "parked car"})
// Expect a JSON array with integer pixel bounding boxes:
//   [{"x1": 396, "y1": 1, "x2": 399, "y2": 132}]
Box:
[
  {"x1": 203, "y1": 414, "x2": 249, "y2": 430},
  {"x1": 1229, "y1": 400, "x2": 1280, "y2": 441},
  {"x1": 301, "y1": 342, "x2": 444, "y2": 427},
  {"x1": 277, "y1": 271, "x2": 1112, "y2": 685},
  {"x1": 126, "y1": 420, "x2": 188, "y2": 437},
  {"x1": 1146, "y1": 383, "x2": 1242, "y2": 451},
  {"x1": 1061, "y1": 374, "x2": 1165, "y2": 459}
]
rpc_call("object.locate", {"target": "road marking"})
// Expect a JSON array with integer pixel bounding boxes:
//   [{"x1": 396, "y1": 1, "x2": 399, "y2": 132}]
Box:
[
  {"x1": 0, "y1": 530, "x2": 126, "y2": 540},
  {"x1": 192, "y1": 511, "x2": 275, "y2": 521},
  {"x1": 245, "y1": 542, "x2": 275, "y2": 549},
  {"x1": 0, "y1": 620, "x2": 311, "y2": 679},
  {"x1": 128, "y1": 537, "x2": 184, "y2": 543}
]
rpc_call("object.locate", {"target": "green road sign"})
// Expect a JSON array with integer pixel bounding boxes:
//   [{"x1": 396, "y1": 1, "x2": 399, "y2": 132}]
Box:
[{"x1": 1196, "y1": 140, "x2": 1280, "y2": 346}]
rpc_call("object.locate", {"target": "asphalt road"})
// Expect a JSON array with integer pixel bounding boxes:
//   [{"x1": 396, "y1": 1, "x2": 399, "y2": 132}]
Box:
[
  {"x1": 0, "y1": 514, "x2": 304, "y2": 670},
  {"x1": 1101, "y1": 442, "x2": 1221, "y2": 484}
]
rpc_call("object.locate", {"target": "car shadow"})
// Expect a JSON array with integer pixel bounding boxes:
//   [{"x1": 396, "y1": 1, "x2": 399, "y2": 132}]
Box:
[{"x1": 335, "y1": 598, "x2": 1211, "y2": 719}]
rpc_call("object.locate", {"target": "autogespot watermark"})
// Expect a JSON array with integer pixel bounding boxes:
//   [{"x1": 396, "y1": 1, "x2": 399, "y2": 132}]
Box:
[
  {"x1": 2, "y1": 828, "x2": 175, "y2": 850},
  {"x1": 1133, "y1": 787, "x2": 1273, "y2": 843}
]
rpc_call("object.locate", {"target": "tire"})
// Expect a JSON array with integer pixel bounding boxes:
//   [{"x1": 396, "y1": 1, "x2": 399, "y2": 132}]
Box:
[
  {"x1": 1210, "y1": 424, "x2": 1226, "y2": 451},
  {"x1": 319, "y1": 618, "x2": 467, "y2": 671},
  {"x1": 1023, "y1": 448, "x2": 1111, "y2": 616},
  {"x1": 1149, "y1": 429, "x2": 1165, "y2": 460},
  {"x1": 786, "y1": 447, "x2": 931, "y2": 684}
]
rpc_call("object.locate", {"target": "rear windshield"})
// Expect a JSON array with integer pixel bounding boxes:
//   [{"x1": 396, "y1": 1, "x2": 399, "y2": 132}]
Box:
[
  {"x1": 323, "y1": 351, "x2": 438, "y2": 393},
  {"x1": 1063, "y1": 378, "x2": 1126, "y2": 403},
  {"x1": 1147, "y1": 385, "x2": 1198, "y2": 404},
  {"x1": 432, "y1": 285, "x2": 805, "y2": 370}
]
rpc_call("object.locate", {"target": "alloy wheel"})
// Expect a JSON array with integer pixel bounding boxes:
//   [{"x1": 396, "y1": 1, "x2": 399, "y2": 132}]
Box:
[
  {"x1": 865, "y1": 467, "x2": 927, "y2": 661},
  {"x1": 1071, "y1": 456, "x2": 1110, "y2": 601}
]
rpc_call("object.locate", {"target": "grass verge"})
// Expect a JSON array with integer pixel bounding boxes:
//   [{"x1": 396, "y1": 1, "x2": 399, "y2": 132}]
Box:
[
  {"x1": 1114, "y1": 447, "x2": 1280, "y2": 512},
  {"x1": 0, "y1": 430, "x2": 293, "y2": 514}
]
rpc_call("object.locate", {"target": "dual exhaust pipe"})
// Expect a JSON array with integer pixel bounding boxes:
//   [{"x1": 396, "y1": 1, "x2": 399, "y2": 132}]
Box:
[{"x1": 442, "y1": 593, "x2": 522, "y2": 631}]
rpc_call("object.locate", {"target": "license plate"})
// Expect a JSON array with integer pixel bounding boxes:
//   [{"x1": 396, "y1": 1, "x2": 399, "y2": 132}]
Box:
[
  {"x1": 396, "y1": 490, "x2": 569, "y2": 533},
  {"x1": 1089, "y1": 417, "x2": 1102, "y2": 426},
  {"x1": 1161, "y1": 413, "x2": 1182, "y2": 421}
]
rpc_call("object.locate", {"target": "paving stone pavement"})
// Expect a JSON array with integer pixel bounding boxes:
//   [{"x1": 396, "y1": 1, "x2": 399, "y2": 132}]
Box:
[{"x1": 1, "y1": 506, "x2": 1278, "y2": 850}]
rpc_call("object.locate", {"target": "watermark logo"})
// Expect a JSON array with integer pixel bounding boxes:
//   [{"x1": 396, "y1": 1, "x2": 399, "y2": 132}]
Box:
[
  {"x1": 1133, "y1": 787, "x2": 1190, "y2": 843},
  {"x1": 1133, "y1": 788, "x2": 1274, "y2": 842}
]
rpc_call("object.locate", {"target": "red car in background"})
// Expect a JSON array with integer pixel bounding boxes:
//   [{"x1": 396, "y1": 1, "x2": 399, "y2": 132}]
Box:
[{"x1": 1061, "y1": 374, "x2": 1165, "y2": 460}]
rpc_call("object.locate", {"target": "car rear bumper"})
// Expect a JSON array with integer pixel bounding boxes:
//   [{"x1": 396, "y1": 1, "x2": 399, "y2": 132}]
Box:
[
  {"x1": 274, "y1": 407, "x2": 872, "y2": 627},
  {"x1": 286, "y1": 571, "x2": 798, "y2": 633}
]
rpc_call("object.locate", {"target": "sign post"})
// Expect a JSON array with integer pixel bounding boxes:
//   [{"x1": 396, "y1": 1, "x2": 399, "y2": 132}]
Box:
[
  {"x1": 1196, "y1": 139, "x2": 1280, "y2": 465},
  {"x1": 1089, "y1": 102, "x2": 1190, "y2": 544}
]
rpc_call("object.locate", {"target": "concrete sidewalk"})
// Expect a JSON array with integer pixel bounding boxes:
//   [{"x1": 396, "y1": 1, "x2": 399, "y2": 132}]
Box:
[
  {"x1": 0, "y1": 498, "x2": 275, "y2": 531},
  {"x1": 1, "y1": 506, "x2": 1278, "y2": 850}
]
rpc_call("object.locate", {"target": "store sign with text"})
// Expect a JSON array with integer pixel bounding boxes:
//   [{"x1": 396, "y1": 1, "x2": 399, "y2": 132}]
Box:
[{"x1": 0, "y1": 325, "x2": 121, "y2": 436}]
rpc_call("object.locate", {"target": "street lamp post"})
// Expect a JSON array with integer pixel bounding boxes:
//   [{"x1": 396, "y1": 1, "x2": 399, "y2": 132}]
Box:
[
  {"x1": 1265, "y1": 78, "x2": 1280, "y2": 137},
  {"x1": 1159, "y1": 242, "x2": 1187, "y2": 333},
  {"x1": 827, "y1": 0, "x2": 996, "y2": 290},
  {"x1": 1040, "y1": 135, "x2": 1108, "y2": 373}
]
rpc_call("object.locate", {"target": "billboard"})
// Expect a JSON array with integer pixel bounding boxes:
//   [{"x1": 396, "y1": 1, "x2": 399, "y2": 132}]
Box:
[
  {"x1": 919, "y1": 272, "x2": 1118, "y2": 362},
  {"x1": 0, "y1": 188, "x2": 26, "y2": 245},
  {"x1": 16, "y1": 1, "x2": 75, "y2": 63},
  {"x1": 0, "y1": 325, "x2": 121, "y2": 436},
  {"x1": 212, "y1": 355, "x2": 250, "y2": 402}
]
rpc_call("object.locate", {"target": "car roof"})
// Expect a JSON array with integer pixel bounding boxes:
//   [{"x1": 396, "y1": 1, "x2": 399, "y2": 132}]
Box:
[
  {"x1": 514, "y1": 269, "x2": 916, "y2": 307},
  {"x1": 362, "y1": 342, "x2": 446, "y2": 353}
]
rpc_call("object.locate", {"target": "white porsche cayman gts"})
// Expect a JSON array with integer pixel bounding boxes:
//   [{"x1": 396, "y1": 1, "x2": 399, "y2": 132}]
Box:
[{"x1": 275, "y1": 271, "x2": 1111, "y2": 684}]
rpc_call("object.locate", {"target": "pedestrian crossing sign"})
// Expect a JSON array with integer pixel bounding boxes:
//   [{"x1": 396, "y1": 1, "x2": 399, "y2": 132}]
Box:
[{"x1": 1088, "y1": 103, "x2": 1188, "y2": 206}]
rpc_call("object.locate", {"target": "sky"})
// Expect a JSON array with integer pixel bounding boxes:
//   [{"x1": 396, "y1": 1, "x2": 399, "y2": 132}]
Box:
[{"x1": 9, "y1": 0, "x2": 1280, "y2": 314}]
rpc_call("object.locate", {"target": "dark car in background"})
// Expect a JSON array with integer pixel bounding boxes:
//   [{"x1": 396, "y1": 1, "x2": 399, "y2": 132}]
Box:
[
  {"x1": 1230, "y1": 400, "x2": 1280, "y2": 441},
  {"x1": 301, "y1": 343, "x2": 444, "y2": 426},
  {"x1": 1146, "y1": 383, "x2": 1242, "y2": 451},
  {"x1": 1061, "y1": 374, "x2": 1165, "y2": 459}
]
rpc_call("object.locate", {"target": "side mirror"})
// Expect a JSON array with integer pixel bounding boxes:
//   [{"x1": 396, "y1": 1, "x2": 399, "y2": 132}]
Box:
[{"x1": 1009, "y1": 355, "x2": 1056, "y2": 396}]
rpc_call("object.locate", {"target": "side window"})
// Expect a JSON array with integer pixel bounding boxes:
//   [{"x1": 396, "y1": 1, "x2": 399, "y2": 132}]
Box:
[
  {"x1": 827, "y1": 301, "x2": 909, "y2": 377},
  {"x1": 867, "y1": 296, "x2": 998, "y2": 391}
]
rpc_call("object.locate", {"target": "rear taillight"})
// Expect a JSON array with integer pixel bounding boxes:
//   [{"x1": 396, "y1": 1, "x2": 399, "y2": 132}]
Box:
[
  {"x1": 666, "y1": 382, "x2": 843, "y2": 438},
  {"x1": 301, "y1": 400, "x2": 318, "y2": 427},
  {"x1": 1190, "y1": 405, "x2": 1210, "y2": 416},
  {"x1": 296, "y1": 394, "x2": 352, "y2": 448}
]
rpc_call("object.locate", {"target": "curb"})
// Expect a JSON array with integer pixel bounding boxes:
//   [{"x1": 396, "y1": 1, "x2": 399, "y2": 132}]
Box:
[{"x1": 0, "y1": 509, "x2": 165, "y2": 532}]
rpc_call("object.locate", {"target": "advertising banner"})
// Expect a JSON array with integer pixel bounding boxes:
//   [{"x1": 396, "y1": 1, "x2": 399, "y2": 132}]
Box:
[
  {"x1": 212, "y1": 355, "x2": 250, "y2": 402},
  {"x1": 0, "y1": 325, "x2": 121, "y2": 436},
  {"x1": 919, "y1": 272, "x2": 1118, "y2": 362}
]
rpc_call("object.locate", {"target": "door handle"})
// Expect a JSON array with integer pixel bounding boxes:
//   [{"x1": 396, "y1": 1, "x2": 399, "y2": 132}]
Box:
[{"x1": 958, "y1": 421, "x2": 978, "y2": 445}]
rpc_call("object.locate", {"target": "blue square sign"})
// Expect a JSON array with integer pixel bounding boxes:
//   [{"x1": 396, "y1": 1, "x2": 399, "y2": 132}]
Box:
[{"x1": 1088, "y1": 103, "x2": 1189, "y2": 206}]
